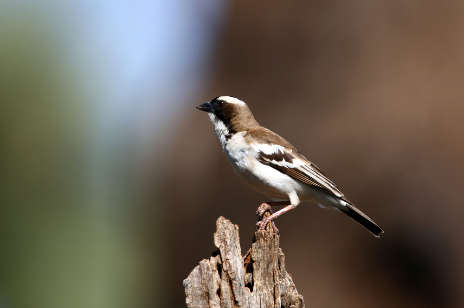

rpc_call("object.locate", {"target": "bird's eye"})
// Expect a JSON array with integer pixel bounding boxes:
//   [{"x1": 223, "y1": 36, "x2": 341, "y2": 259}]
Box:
[{"x1": 217, "y1": 101, "x2": 224, "y2": 106}]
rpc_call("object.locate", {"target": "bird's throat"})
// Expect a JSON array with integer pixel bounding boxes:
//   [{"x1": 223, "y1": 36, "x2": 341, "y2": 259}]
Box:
[{"x1": 208, "y1": 113, "x2": 232, "y2": 148}]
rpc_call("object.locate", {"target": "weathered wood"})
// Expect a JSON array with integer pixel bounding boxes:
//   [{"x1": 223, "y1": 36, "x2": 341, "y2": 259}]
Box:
[{"x1": 184, "y1": 216, "x2": 305, "y2": 308}]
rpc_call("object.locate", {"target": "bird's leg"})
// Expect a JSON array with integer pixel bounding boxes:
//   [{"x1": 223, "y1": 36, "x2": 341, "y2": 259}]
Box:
[
  {"x1": 256, "y1": 201, "x2": 292, "y2": 234},
  {"x1": 256, "y1": 204, "x2": 296, "y2": 232}
]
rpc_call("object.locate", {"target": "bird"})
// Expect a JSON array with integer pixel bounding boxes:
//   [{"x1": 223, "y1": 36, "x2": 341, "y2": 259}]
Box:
[{"x1": 196, "y1": 96, "x2": 383, "y2": 237}]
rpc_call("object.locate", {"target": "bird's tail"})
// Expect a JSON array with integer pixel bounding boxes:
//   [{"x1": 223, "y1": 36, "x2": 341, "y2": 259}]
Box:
[{"x1": 339, "y1": 203, "x2": 384, "y2": 237}]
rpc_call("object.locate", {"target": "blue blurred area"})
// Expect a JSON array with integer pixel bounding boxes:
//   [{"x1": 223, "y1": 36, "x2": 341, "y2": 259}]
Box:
[{"x1": 0, "y1": 0, "x2": 226, "y2": 307}]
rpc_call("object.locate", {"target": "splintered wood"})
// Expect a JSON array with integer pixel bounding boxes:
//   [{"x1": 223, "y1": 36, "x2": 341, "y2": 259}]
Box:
[{"x1": 183, "y1": 216, "x2": 305, "y2": 308}]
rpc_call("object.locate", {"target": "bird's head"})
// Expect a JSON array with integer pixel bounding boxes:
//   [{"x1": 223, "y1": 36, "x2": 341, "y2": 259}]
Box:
[{"x1": 197, "y1": 96, "x2": 258, "y2": 132}]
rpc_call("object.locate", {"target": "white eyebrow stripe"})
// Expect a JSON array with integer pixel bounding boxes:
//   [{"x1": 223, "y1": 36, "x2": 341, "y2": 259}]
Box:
[{"x1": 217, "y1": 96, "x2": 246, "y2": 106}]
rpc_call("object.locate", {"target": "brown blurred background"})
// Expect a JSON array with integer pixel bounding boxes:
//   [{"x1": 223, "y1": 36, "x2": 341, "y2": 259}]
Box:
[
  {"x1": 161, "y1": 1, "x2": 464, "y2": 307},
  {"x1": 2, "y1": 1, "x2": 464, "y2": 308}
]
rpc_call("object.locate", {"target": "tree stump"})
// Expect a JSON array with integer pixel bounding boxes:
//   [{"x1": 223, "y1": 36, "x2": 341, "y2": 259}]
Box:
[{"x1": 183, "y1": 216, "x2": 305, "y2": 308}]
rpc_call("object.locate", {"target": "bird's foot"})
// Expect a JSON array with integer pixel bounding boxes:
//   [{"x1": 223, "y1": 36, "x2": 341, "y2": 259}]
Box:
[
  {"x1": 256, "y1": 218, "x2": 280, "y2": 234},
  {"x1": 256, "y1": 203, "x2": 280, "y2": 234}
]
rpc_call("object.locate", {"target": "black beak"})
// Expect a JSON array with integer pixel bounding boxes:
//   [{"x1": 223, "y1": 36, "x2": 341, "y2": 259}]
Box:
[{"x1": 196, "y1": 101, "x2": 213, "y2": 113}]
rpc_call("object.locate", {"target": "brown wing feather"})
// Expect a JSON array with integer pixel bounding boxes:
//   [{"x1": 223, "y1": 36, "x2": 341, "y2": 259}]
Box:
[
  {"x1": 256, "y1": 148, "x2": 344, "y2": 197},
  {"x1": 285, "y1": 167, "x2": 334, "y2": 192},
  {"x1": 245, "y1": 127, "x2": 296, "y2": 149}
]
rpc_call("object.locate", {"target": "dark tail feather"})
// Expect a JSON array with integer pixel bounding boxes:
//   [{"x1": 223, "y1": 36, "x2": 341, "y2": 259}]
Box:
[{"x1": 340, "y1": 204, "x2": 384, "y2": 237}]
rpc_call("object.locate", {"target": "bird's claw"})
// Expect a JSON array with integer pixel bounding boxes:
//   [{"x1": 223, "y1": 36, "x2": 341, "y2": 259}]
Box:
[
  {"x1": 256, "y1": 218, "x2": 280, "y2": 234},
  {"x1": 256, "y1": 203, "x2": 280, "y2": 234}
]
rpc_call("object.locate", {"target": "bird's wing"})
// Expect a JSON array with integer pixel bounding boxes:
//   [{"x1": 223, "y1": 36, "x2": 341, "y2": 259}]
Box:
[
  {"x1": 244, "y1": 127, "x2": 344, "y2": 197},
  {"x1": 255, "y1": 143, "x2": 344, "y2": 197}
]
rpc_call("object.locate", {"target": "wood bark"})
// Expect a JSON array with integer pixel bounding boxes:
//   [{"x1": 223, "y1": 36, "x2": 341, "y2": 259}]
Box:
[{"x1": 183, "y1": 216, "x2": 305, "y2": 308}]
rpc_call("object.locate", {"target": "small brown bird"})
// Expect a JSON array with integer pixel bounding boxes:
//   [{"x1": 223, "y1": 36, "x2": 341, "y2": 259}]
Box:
[{"x1": 197, "y1": 96, "x2": 383, "y2": 237}]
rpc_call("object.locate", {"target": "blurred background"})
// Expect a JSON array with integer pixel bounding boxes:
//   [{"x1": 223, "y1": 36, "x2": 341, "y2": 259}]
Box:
[{"x1": 1, "y1": 0, "x2": 464, "y2": 307}]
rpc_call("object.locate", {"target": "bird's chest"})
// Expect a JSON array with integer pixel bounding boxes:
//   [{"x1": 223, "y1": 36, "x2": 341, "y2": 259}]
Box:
[
  {"x1": 223, "y1": 132, "x2": 251, "y2": 174},
  {"x1": 223, "y1": 134, "x2": 275, "y2": 186}
]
